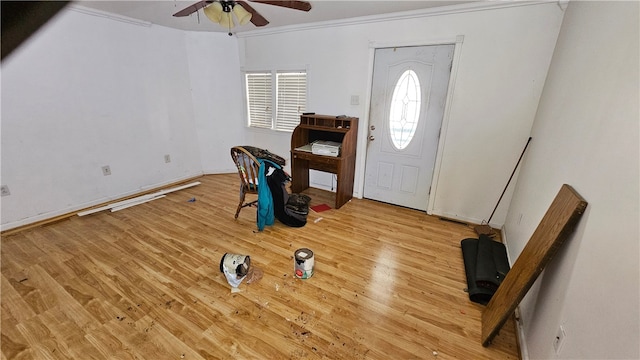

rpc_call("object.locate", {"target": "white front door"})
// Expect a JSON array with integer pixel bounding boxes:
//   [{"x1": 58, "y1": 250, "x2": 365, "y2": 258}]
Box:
[{"x1": 364, "y1": 45, "x2": 454, "y2": 210}]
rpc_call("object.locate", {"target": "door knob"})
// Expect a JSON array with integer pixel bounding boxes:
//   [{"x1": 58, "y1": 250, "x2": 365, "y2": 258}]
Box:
[
  {"x1": 369, "y1": 135, "x2": 375, "y2": 141},
  {"x1": 370, "y1": 125, "x2": 376, "y2": 131}
]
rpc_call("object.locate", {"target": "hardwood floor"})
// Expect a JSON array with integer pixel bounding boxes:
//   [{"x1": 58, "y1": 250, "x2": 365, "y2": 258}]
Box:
[{"x1": 1, "y1": 174, "x2": 519, "y2": 359}]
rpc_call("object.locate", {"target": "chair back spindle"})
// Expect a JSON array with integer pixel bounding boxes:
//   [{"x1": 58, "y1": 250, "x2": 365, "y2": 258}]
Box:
[{"x1": 230, "y1": 146, "x2": 261, "y2": 219}]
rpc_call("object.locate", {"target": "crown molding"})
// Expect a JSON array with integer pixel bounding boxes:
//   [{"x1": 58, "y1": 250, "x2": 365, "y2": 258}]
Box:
[
  {"x1": 236, "y1": 1, "x2": 555, "y2": 38},
  {"x1": 69, "y1": 5, "x2": 152, "y2": 27}
]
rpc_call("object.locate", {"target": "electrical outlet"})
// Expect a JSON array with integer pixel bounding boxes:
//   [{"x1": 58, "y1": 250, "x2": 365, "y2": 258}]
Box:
[
  {"x1": 102, "y1": 165, "x2": 112, "y2": 176},
  {"x1": 164, "y1": 154, "x2": 171, "y2": 163},
  {"x1": 553, "y1": 325, "x2": 566, "y2": 354},
  {"x1": 1, "y1": 185, "x2": 10, "y2": 196}
]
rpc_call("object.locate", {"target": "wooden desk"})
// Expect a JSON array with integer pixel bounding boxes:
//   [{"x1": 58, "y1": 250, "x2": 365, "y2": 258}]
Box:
[{"x1": 290, "y1": 115, "x2": 358, "y2": 209}]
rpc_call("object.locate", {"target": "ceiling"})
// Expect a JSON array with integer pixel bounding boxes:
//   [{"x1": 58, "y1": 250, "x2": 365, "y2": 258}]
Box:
[{"x1": 73, "y1": 1, "x2": 478, "y2": 34}]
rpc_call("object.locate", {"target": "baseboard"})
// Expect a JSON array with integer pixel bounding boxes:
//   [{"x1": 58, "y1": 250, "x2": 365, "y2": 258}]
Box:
[
  {"x1": 437, "y1": 215, "x2": 472, "y2": 226},
  {"x1": 430, "y1": 210, "x2": 489, "y2": 227},
  {"x1": 308, "y1": 181, "x2": 337, "y2": 193},
  {"x1": 202, "y1": 168, "x2": 237, "y2": 175},
  {"x1": 1, "y1": 173, "x2": 204, "y2": 235},
  {"x1": 501, "y1": 226, "x2": 529, "y2": 360}
]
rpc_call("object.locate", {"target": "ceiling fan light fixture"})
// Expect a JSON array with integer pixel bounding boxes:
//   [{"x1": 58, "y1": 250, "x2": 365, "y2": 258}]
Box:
[
  {"x1": 233, "y1": 4, "x2": 252, "y2": 25},
  {"x1": 203, "y1": 2, "x2": 223, "y2": 24},
  {"x1": 174, "y1": 0, "x2": 310, "y2": 30},
  {"x1": 219, "y1": 11, "x2": 235, "y2": 29}
]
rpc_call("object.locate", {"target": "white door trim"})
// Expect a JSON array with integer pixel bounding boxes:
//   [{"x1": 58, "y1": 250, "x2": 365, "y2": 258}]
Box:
[{"x1": 354, "y1": 35, "x2": 464, "y2": 214}]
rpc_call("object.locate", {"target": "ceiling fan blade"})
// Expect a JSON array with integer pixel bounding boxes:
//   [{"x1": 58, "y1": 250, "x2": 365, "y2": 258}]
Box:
[
  {"x1": 173, "y1": 0, "x2": 213, "y2": 17},
  {"x1": 248, "y1": 0, "x2": 311, "y2": 12},
  {"x1": 236, "y1": 1, "x2": 269, "y2": 27}
]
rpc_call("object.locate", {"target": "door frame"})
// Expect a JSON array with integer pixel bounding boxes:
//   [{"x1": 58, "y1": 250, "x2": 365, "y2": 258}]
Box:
[{"x1": 354, "y1": 35, "x2": 465, "y2": 214}]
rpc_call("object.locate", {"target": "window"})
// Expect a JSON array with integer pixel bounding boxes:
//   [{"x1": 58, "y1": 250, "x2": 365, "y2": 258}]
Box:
[
  {"x1": 245, "y1": 70, "x2": 307, "y2": 132},
  {"x1": 389, "y1": 69, "x2": 421, "y2": 150},
  {"x1": 245, "y1": 72, "x2": 272, "y2": 129},
  {"x1": 276, "y1": 71, "x2": 307, "y2": 131}
]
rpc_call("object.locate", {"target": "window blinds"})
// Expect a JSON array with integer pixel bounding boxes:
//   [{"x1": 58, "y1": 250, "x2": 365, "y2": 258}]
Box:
[
  {"x1": 276, "y1": 71, "x2": 307, "y2": 132},
  {"x1": 246, "y1": 73, "x2": 272, "y2": 129},
  {"x1": 245, "y1": 70, "x2": 307, "y2": 131}
]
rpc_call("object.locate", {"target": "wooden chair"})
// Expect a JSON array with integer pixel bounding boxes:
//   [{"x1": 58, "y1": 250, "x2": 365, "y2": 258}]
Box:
[{"x1": 230, "y1": 146, "x2": 261, "y2": 219}]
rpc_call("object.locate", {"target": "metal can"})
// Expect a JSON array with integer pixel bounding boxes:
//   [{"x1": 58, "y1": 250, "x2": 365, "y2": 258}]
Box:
[
  {"x1": 219, "y1": 253, "x2": 251, "y2": 277},
  {"x1": 294, "y1": 248, "x2": 314, "y2": 279}
]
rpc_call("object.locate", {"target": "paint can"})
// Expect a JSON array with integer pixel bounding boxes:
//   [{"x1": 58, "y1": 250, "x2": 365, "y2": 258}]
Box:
[
  {"x1": 294, "y1": 248, "x2": 314, "y2": 279},
  {"x1": 219, "y1": 253, "x2": 251, "y2": 278}
]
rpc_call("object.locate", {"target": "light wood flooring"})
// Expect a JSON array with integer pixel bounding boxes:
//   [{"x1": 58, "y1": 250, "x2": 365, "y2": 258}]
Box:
[{"x1": 1, "y1": 174, "x2": 519, "y2": 359}]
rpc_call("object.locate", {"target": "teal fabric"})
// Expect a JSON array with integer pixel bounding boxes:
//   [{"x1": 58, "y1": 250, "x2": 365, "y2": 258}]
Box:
[{"x1": 257, "y1": 159, "x2": 280, "y2": 231}]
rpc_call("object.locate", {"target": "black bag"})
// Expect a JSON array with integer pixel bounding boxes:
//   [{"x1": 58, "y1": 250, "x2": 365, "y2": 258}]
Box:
[{"x1": 265, "y1": 163, "x2": 308, "y2": 227}]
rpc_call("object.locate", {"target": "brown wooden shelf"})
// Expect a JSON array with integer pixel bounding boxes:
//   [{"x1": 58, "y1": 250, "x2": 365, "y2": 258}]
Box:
[
  {"x1": 290, "y1": 114, "x2": 358, "y2": 209},
  {"x1": 299, "y1": 114, "x2": 355, "y2": 130},
  {"x1": 296, "y1": 124, "x2": 350, "y2": 133}
]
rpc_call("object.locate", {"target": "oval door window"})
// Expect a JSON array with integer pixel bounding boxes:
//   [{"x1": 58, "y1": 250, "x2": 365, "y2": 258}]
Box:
[{"x1": 389, "y1": 69, "x2": 421, "y2": 150}]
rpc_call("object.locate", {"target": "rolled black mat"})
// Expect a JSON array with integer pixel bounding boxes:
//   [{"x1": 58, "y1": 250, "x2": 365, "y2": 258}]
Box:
[
  {"x1": 461, "y1": 238, "x2": 495, "y2": 305},
  {"x1": 475, "y1": 234, "x2": 510, "y2": 292}
]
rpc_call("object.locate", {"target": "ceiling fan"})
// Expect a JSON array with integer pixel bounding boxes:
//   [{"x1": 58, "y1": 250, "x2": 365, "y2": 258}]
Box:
[{"x1": 173, "y1": 1, "x2": 312, "y2": 35}]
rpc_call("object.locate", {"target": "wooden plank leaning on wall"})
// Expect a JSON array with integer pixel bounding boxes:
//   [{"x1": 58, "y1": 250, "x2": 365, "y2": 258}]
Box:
[{"x1": 481, "y1": 184, "x2": 588, "y2": 346}]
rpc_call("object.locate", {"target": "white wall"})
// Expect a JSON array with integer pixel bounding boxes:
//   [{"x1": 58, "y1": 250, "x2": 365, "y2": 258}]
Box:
[
  {"x1": 2, "y1": 2, "x2": 637, "y2": 357},
  {"x1": 1, "y1": 2, "x2": 565, "y2": 229},
  {"x1": 503, "y1": 2, "x2": 639, "y2": 359},
  {"x1": 0, "y1": 8, "x2": 242, "y2": 230},
  {"x1": 238, "y1": 2, "x2": 564, "y2": 223},
  {"x1": 185, "y1": 32, "x2": 246, "y2": 174}
]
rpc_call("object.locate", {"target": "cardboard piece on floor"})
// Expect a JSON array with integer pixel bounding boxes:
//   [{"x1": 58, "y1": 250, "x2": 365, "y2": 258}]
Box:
[
  {"x1": 78, "y1": 181, "x2": 201, "y2": 216},
  {"x1": 481, "y1": 184, "x2": 587, "y2": 346}
]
